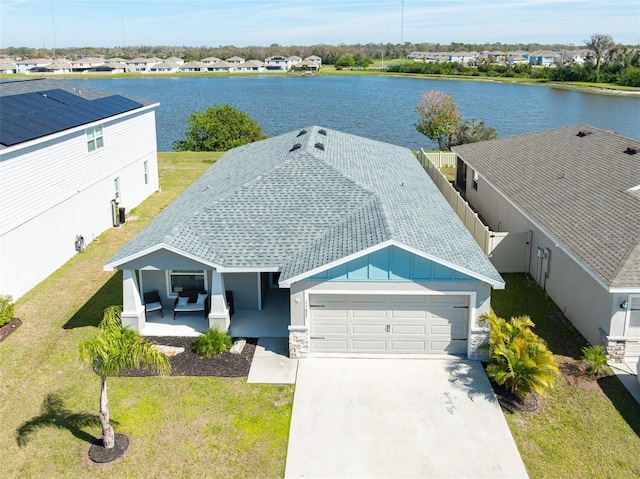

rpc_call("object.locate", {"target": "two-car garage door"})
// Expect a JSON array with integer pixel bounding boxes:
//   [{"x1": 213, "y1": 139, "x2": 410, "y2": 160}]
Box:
[{"x1": 308, "y1": 294, "x2": 469, "y2": 355}]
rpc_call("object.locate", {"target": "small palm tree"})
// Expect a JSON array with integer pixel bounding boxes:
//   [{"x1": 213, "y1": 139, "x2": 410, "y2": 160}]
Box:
[
  {"x1": 78, "y1": 306, "x2": 170, "y2": 449},
  {"x1": 481, "y1": 313, "x2": 560, "y2": 400}
]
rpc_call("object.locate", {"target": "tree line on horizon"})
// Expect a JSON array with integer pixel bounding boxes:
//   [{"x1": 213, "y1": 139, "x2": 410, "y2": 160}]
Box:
[{"x1": 4, "y1": 35, "x2": 636, "y2": 65}]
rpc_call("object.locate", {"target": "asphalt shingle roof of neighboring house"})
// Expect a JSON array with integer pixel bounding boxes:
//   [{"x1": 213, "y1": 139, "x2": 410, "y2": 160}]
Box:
[
  {"x1": 452, "y1": 124, "x2": 640, "y2": 289},
  {"x1": 107, "y1": 127, "x2": 504, "y2": 286}
]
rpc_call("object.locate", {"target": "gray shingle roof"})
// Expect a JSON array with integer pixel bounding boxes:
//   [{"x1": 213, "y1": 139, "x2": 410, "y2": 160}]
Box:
[
  {"x1": 452, "y1": 124, "x2": 640, "y2": 289},
  {"x1": 107, "y1": 127, "x2": 503, "y2": 286}
]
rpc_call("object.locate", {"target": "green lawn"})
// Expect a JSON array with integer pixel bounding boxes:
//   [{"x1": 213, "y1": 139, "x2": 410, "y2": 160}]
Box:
[
  {"x1": 0, "y1": 151, "x2": 293, "y2": 479},
  {"x1": 2, "y1": 152, "x2": 639, "y2": 478},
  {"x1": 493, "y1": 274, "x2": 640, "y2": 478}
]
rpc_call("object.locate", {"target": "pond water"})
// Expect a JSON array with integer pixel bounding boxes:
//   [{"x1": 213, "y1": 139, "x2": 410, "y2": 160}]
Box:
[{"x1": 79, "y1": 75, "x2": 640, "y2": 151}]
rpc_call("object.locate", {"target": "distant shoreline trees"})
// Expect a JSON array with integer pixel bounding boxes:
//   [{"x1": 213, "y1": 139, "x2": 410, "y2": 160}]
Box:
[{"x1": 3, "y1": 33, "x2": 637, "y2": 87}]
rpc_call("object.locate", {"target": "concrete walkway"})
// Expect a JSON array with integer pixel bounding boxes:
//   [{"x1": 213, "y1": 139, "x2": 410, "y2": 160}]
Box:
[
  {"x1": 285, "y1": 358, "x2": 528, "y2": 479},
  {"x1": 247, "y1": 338, "x2": 298, "y2": 384},
  {"x1": 611, "y1": 360, "x2": 640, "y2": 403}
]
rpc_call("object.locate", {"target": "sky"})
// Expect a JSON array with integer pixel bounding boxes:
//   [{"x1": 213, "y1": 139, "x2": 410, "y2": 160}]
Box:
[{"x1": 1, "y1": 0, "x2": 638, "y2": 49}]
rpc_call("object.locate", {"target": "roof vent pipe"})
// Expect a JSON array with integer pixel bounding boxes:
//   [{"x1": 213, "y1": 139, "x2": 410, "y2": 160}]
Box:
[{"x1": 314, "y1": 143, "x2": 325, "y2": 151}]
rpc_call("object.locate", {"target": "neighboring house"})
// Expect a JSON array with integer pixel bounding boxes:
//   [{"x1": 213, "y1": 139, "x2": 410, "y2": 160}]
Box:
[
  {"x1": 527, "y1": 51, "x2": 559, "y2": 66},
  {"x1": 225, "y1": 56, "x2": 245, "y2": 64},
  {"x1": 452, "y1": 125, "x2": 640, "y2": 361},
  {"x1": 165, "y1": 56, "x2": 185, "y2": 65},
  {"x1": 70, "y1": 57, "x2": 105, "y2": 72},
  {"x1": 304, "y1": 55, "x2": 322, "y2": 68},
  {"x1": 179, "y1": 61, "x2": 205, "y2": 72},
  {"x1": 0, "y1": 78, "x2": 160, "y2": 300},
  {"x1": 149, "y1": 61, "x2": 180, "y2": 73},
  {"x1": 448, "y1": 52, "x2": 476, "y2": 64},
  {"x1": 288, "y1": 55, "x2": 302, "y2": 66},
  {"x1": 200, "y1": 56, "x2": 221, "y2": 64},
  {"x1": 207, "y1": 61, "x2": 235, "y2": 72},
  {"x1": 265, "y1": 55, "x2": 292, "y2": 71},
  {"x1": 235, "y1": 60, "x2": 265, "y2": 72},
  {"x1": 126, "y1": 57, "x2": 160, "y2": 72},
  {"x1": 106, "y1": 126, "x2": 504, "y2": 359},
  {"x1": 0, "y1": 61, "x2": 18, "y2": 74},
  {"x1": 16, "y1": 59, "x2": 52, "y2": 74}
]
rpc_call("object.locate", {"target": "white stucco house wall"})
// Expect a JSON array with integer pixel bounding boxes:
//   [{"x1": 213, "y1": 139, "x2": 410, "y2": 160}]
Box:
[
  {"x1": 106, "y1": 127, "x2": 504, "y2": 359},
  {"x1": 0, "y1": 78, "x2": 160, "y2": 300},
  {"x1": 453, "y1": 125, "x2": 640, "y2": 361}
]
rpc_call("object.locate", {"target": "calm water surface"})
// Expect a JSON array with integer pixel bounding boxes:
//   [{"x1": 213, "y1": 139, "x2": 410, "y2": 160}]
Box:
[{"x1": 80, "y1": 76, "x2": 640, "y2": 151}]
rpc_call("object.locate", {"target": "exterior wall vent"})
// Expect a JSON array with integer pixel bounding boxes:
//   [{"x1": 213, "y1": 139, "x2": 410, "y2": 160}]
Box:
[
  {"x1": 318, "y1": 129, "x2": 327, "y2": 136},
  {"x1": 314, "y1": 142, "x2": 325, "y2": 151},
  {"x1": 297, "y1": 129, "x2": 307, "y2": 137},
  {"x1": 577, "y1": 130, "x2": 592, "y2": 137},
  {"x1": 290, "y1": 143, "x2": 302, "y2": 152},
  {"x1": 625, "y1": 146, "x2": 639, "y2": 155}
]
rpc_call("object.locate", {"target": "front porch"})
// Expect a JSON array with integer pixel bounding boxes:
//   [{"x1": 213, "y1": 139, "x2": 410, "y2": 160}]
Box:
[{"x1": 140, "y1": 287, "x2": 291, "y2": 338}]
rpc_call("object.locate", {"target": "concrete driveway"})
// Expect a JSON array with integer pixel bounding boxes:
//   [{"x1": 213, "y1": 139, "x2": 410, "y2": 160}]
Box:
[{"x1": 285, "y1": 358, "x2": 528, "y2": 479}]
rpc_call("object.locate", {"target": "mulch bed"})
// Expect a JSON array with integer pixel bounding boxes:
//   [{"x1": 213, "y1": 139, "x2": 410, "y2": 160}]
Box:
[
  {"x1": 489, "y1": 381, "x2": 539, "y2": 414},
  {"x1": 119, "y1": 337, "x2": 258, "y2": 377},
  {"x1": 0, "y1": 317, "x2": 22, "y2": 343},
  {"x1": 88, "y1": 433, "x2": 129, "y2": 463}
]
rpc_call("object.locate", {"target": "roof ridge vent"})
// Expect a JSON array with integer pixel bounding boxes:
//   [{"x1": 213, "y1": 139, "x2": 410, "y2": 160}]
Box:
[
  {"x1": 624, "y1": 145, "x2": 639, "y2": 155},
  {"x1": 318, "y1": 129, "x2": 327, "y2": 136},
  {"x1": 297, "y1": 129, "x2": 307, "y2": 137},
  {"x1": 290, "y1": 143, "x2": 302, "y2": 152},
  {"x1": 577, "y1": 129, "x2": 592, "y2": 137},
  {"x1": 314, "y1": 142, "x2": 325, "y2": 151}
]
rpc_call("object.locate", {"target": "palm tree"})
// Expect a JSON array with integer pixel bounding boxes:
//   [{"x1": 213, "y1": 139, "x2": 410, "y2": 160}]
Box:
[
  {"x1": 481, "y1": 313, "x2": 559, "y2": 400},
  {"x1": 78, "y1": 306, "x2": 170, "y2": 449}
]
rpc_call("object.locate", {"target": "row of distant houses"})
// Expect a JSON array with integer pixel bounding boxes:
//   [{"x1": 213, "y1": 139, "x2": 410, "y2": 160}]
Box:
[
  {"x1": 0, "y1": 55, "x2": 322, "y2": 75},
  {"x1": 408, "y1": 49, "x2": 592, "y2": 67}
]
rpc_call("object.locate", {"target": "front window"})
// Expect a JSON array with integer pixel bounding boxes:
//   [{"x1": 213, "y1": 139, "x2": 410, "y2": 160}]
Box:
[
  {"x1": 472, "y1": 169, "x2": 479, "y2": 191},
  {"x1": 86, "y1": 125, "x2": 104, "y2": 152},
  {"x1": 168, "y1": 270, "x2": 207, "y2": 295}
]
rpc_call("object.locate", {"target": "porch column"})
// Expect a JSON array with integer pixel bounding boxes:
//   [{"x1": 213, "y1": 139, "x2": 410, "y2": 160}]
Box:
[
  {"x1": 208, "y1": 271, "x2": 230, "y2": 331},
  {"x1": 121, "y1": 270, "x2": 145, "y2": 332}
]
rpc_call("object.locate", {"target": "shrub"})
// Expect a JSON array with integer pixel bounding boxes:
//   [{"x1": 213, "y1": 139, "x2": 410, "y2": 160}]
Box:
[
  {"x1": 0, "y1": 295, "x2": 15, "y2": 327},
  {"x1": 580, "y1": 345, "x2": 611, "y2": 377},
  {"x1": 481, "y1": 313, "x2": 560, "y2": 400},
  {"x1": 194, "y1": 326, "x2": 233, "y2": 358}
]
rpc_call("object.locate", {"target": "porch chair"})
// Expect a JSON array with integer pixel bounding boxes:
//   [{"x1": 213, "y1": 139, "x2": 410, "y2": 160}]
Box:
[{"x1": 143, "y1": 290, "x2": 163, "y2": 317}]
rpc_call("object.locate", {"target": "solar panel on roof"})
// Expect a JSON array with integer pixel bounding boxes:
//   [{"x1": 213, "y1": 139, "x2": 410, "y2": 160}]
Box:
[
  {"x1": 37, "y1": 89, "x2": 87, "y2": 105},
  {"x1": 0, "y1": 90, "x2": 144, "y2": 147}
]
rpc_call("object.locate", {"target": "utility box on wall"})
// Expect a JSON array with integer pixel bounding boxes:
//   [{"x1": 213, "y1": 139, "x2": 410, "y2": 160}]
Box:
[
  {"x1": 111, "y1": 200, "x2": 120, "y2": 227},
  {"x1": 119, "y1": 207, "x2": 126, "y2": 225}
]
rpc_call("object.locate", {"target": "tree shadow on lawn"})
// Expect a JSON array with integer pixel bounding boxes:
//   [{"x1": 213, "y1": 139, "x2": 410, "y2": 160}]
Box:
[
  {"x1": 63, "y1": 272, "x2": 122, "y2": 330},
  {"x1": 15, "y1": 393, "x2": 112, "y2": 447},
  {"x1": 597, "y1": 375, "x2": 640, "y2": 438}
]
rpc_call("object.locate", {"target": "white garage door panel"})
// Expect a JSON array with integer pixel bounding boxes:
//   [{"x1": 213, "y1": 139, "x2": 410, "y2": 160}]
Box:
[
  {"x1": 353, "y1": 324, "x2": 387, "y2": 334},
  {"x1": 392, "y1": 325, "x2": 427, "y2": 335},
  {"x1": 314, "y1": 324, "x2": 348, "y2": 334},
  {"x1": 353, "y1": 340, "x2": 387, "y2": 351},
  {"x1": 312, "y1": 339, "x2": 349, "y2": 351},
  {"x1": 309, "y1": 293, "x2": 469, "y2": 355},
  {"x1": 391, "y1": 340, "x2": 427, "y2": 351}
]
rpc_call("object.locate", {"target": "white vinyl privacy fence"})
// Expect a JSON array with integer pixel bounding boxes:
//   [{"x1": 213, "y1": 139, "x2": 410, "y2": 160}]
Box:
[{"x1": 418, "y1": 149, "x2": 531, "y2": 273}]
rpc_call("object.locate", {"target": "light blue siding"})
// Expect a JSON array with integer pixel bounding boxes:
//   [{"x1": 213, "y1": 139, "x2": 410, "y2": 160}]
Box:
[{"x1": 310, "y1": 246, "x2": 477, "y2": 282}]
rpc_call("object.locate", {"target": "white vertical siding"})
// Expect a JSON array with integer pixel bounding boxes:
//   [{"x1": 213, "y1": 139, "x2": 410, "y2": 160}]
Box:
[{"x1": 0, "y1": 108, "x2": 159, "y2": 299}]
